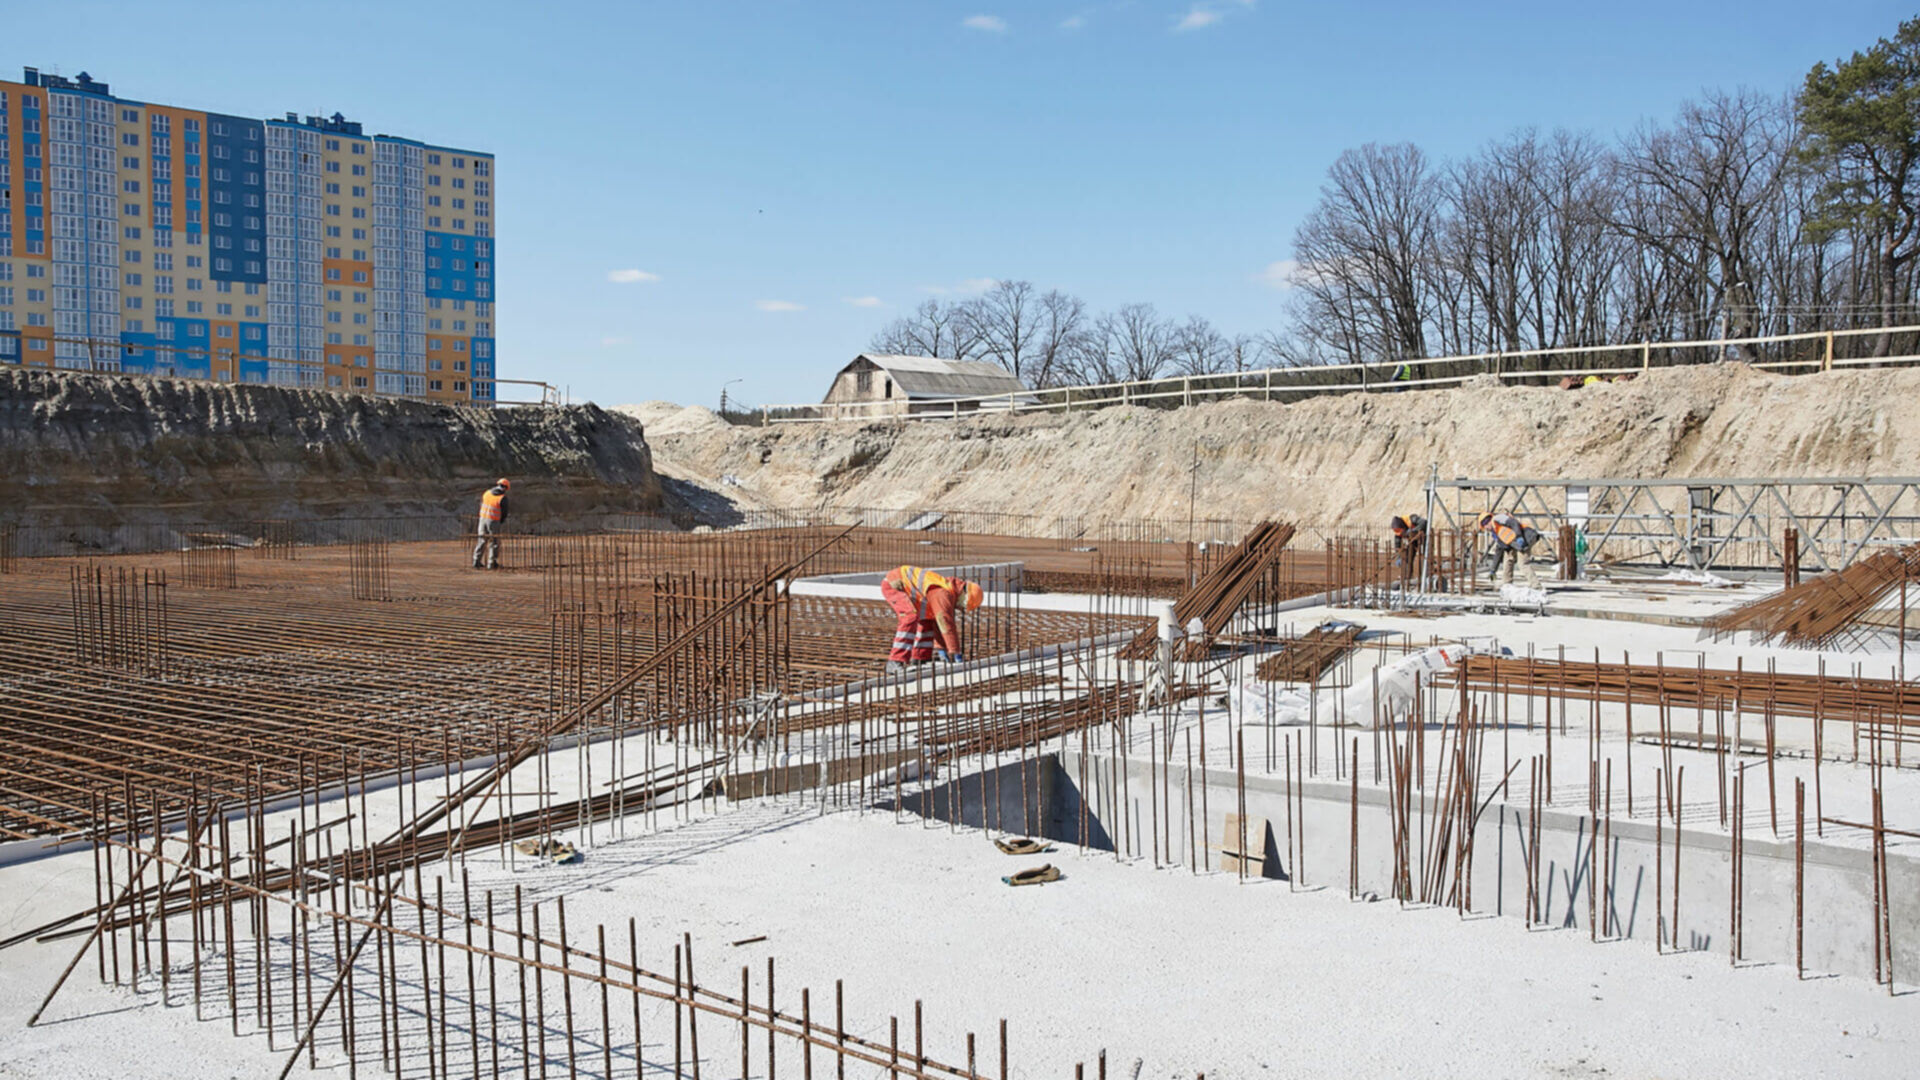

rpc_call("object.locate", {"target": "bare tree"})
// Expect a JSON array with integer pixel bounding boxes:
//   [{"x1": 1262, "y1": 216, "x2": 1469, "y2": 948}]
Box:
[
  {"x1": 1611, "y1": 89, "x2": 1797, "y2": 352},
  {"x1": 1110, "y1": 302, "x2": 1176, "y2": 381},
  {"x1": 1170, "y1": 314, "x2": 1231, "y2": 375},
  {"x1": 1227, "y1": 333, "x2": 1268, "y2": 372},
  {"x1": 1030, "y1": 289, "x2": 1087, "y2": 388},
  {"x1": 1291, "y1": 143, "x2": 1443, "y2": 365},
  {"x1": 971, "y1": 280, "x2": 1042, "y2": 381},
  {"x1": 1061, "y1": 312, "x2": 1119, "y2": 386},
  {"x1": 868, "y1": 298, "x2": 985, "y2": 360}
]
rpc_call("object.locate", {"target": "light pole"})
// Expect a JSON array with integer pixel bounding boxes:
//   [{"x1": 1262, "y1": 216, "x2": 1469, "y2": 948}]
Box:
[{"x1": 719, "y1": 378, "x2": 742, "y2": 414}]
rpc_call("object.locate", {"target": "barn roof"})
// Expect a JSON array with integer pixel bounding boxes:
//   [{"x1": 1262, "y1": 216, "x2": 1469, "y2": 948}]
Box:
[{"x1": 840, "y1": 354, "x2": 1032, "y2": 400}]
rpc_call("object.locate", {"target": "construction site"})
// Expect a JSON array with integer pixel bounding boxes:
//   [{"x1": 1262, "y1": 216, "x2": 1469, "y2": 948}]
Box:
[{"x1": 1, "y1": 362, "x2": 1918, "y2": 1079}]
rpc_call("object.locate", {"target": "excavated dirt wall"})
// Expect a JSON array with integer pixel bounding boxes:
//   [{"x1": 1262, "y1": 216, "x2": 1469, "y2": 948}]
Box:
[
  {"x1": 627, "y1": 364, "x2": 1920, "y2": 534},
  {"x1": 2, "y1": 370, "x2": 663, "y2": 529}
]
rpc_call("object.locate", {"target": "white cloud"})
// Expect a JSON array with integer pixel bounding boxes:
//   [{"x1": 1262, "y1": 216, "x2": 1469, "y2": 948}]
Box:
[
  {"x1": 1059, "y1": 14, "x2": 1087, "y2": 30},
  {"x1": 961, "y1": 14, "x2": 1007, "y2": 33},
  {"x1": 920, "y1": 277, "x2": 998, "y2": 296},
  {"x1": 1175, "y1": 1, "x2": 1254, "y2": 32},
  {"x1": 607, "y1": 268, "x2": 660, "y2": 284},
  {"x1": 599, "y1": 335, "x2": 632, "y2": 347},
  {"x1": 756, "y1": 299, "x2": 805, "y2": 312},
  {"x1": 1257, "y1": 259, "x2": 1301, "y2": 290},
  {"x1": 843, "y1": 296, "x2": 884, "y2": 308}
]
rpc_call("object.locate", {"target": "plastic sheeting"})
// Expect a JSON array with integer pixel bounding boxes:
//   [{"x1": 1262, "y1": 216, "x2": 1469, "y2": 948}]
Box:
[{"x1": 1228, "y1": 640, "x2": 1509, "y2": 730}]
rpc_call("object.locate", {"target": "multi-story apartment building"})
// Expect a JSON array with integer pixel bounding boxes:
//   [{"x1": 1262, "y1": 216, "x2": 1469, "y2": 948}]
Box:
[{"x1": 0, "y1": 67, "x2": 496, "y2": 404}]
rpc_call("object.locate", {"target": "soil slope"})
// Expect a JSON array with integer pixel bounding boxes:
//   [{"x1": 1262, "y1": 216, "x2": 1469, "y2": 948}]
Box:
[
  {"x1": 2, "y1": 370, "x2": 662, "y2": 528},
  {"x1": 625, "y1": 364, "x2": 1920, "y2": 533}
]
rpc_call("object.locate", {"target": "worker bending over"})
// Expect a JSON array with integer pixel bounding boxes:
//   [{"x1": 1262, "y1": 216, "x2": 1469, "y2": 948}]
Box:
[
  {"x1": 473, "y1": 478, "x2": 510, "y2": 570},
  {"x1": 880, "y1": 565, "x2": 984, "y2": 675},
  {"x1": 1478, "y1": 511, "x2": 1541, "y2": 587},
  {"x1": 1389, "y1": 512, "x2": 1427, "y2": 574}
]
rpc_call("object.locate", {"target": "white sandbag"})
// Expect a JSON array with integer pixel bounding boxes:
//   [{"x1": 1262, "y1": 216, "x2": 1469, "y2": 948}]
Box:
[{"x1": 1499, "y1": 584, "x2": 1548, "y2": 606}]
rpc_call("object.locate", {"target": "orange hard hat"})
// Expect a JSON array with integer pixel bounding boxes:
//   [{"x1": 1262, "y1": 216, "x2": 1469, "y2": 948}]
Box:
[
  {"x1": 497, "y1": 478, "x2": 511, "y2": 490},
  {"x1": 959, "y1": 579, "x2": 983, "y2": 611}
]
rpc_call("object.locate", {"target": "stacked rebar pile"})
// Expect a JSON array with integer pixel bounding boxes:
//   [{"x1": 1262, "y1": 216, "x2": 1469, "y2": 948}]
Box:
[
  {"x1": 1255, "y1": 623, "x2": 1365, "y2": 683},
  {"x1": 1118, "y1": 520, "x2": 1297, "y2": 660},
  {"x1": 1705, "y1": 541, "x2": 1920, "y2": 648}
]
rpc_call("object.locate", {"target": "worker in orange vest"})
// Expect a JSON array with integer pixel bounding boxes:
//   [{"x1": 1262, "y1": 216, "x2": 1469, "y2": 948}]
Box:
[
  {"x1": 472, "y1": 478, "x2": 510, "y2": 570},
  {"x1": 880, "y1": 565, "x2": 984, "y2": 675},
  {"x1": 1390, "y1": 512, "x2": 1427, "y2": 561},
  {"x1": 1478, "y1": 510, "x2": 1540, "y2": 587}
]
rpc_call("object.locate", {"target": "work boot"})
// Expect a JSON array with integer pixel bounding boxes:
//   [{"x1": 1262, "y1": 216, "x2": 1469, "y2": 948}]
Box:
[{"x1": 885, "y1": 660, "x2": 905, "y2": 676}]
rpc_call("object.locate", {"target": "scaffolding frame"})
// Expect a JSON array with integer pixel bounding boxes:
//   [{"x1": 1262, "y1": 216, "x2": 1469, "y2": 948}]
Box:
[{"x1": 1428, "y1": 475, "x2": 1920, "y2": 573}]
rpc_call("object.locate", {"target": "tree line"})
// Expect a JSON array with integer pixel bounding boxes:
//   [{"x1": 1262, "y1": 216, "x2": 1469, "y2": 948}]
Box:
[{"x1": 872, "y1": 17, "x2": 1920, "y2": 384}]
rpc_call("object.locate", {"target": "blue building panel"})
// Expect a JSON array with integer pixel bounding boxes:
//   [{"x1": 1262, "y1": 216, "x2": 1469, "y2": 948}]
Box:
[
  {"x1": 151, "y1": 317, "x2": 213, "y2": 378},
  {"x1": 424, "y1": 231, "x2": 492, "y2": 301},
  {"x1": 469, "y1": 342, "x2": 495, "y2": 402},
  {"x1": 204, "y1": 112, "x2": 265, "y2": 284},
  {"x1": 119, "y1": 331, "x2": 162, "y2": 376}
]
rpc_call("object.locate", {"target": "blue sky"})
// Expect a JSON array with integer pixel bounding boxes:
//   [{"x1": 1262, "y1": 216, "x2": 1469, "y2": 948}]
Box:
[{"x1": 12, "y1": 1, "x2": 1911, "y2": 408}]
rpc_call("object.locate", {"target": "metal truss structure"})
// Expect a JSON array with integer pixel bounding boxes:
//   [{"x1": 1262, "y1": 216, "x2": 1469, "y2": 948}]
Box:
[{"x1": 1426, "y1": 474, "x2": 1920, "y2": 573}]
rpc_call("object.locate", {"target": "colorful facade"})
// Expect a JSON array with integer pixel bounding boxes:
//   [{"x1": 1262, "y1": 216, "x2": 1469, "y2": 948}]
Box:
[{"x1": 0, "y1": 67, "x2": 495, "y2": 405}]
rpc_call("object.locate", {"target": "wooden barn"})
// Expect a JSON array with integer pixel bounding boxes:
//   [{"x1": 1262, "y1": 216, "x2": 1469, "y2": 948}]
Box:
[{"x1": 819, "y1": 354, "x2": 1034, "y2": 418}]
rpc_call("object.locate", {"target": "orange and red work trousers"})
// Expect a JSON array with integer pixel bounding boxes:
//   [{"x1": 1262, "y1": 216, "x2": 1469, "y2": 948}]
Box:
[{"x1": 880, "y1": 580, "x2": 937, "y2": 662}]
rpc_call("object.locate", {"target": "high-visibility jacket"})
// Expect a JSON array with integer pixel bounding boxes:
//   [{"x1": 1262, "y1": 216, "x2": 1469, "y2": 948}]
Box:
[
  {"x1": 1481, "y1": 512, "x2": 1525, "y2": 548},
  {"x1": 479, "y1": 488, "x2": 507, "y2": 523},
  {"x1": 1391, "y1": 513, "x2": 1426, "y2": 535},
  {"x1": 883, "y1": 566, "x2": 961, "y2": 653},
  {"x1": 884, "y1": 565, "x2": 951, "y2": 606}
]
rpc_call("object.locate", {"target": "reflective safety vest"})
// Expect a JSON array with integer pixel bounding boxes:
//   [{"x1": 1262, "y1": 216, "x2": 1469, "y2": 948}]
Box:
[
  {"x1": 1481, "y1": 512, "x2": 1522, "y2": 547},
  {"x1": 479, "y1": 489, "x2": 506, "y2": 523},
  {"x1": 885, "y1": 565, "x2": 950, "y2": 609},
  {"x1": 1392, "y1": 513, "x2": 1425, "y2": 534},
  {"x1": 1392, "y1": 363, "x2": 1413, "y2": 381}
]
